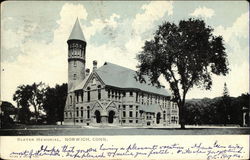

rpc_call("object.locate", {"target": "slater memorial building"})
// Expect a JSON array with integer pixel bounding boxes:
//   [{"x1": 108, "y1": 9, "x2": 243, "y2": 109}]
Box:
[{"x1": 64, "y1": 19, "x2": 179, "y2": 127}]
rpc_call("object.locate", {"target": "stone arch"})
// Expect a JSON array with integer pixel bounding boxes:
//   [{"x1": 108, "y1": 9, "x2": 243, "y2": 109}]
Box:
[
  {"x1": 156, "y1": 112, "x2": 161, "y2": 124},
  {"x1": 94, "y1": 110, "x2": 101, "y2": 123},
  {"x1": 108, "y1": 110, "x2": 115, "y2": 123}
]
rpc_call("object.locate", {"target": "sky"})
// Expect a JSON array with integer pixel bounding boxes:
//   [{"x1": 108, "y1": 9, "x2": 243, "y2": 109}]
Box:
[{"x1": 1, "y1": 1, "x2": 249, "y2": 106}]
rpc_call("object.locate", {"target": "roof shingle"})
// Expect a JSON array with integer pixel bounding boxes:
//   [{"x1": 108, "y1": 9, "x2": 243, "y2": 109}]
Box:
[{"x1": 95, "y1": 62, "x2": 170, "y2": 96}]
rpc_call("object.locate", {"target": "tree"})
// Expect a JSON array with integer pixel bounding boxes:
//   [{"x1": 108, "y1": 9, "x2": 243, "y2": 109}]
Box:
[
  {"x1": 0, "y1": 101, "x2": 17, "y2": 128},
  {"x1": 28, "y1": 82, "x2": 47, "y2": 123},
  {"x1": 13, "y1": 85, "x2": 32, "y2": 123},
  {"x1": 43, "y1": 83, "x2": 67, "y2": 124},
  {"x1": 137, "y1": 18, "x2": 229, "y2": 128},
  {"x1": 13, "y1": 82, "x2": 47, "y2": 124}
]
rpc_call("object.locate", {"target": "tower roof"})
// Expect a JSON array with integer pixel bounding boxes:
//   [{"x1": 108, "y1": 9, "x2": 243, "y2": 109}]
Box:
[{"x1": 68, "y1": 18, "x2": 86, "y2": 42}]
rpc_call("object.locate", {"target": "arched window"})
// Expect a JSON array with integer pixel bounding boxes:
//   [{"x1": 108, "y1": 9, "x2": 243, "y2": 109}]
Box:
[
  {"x1": 80, "y1": 91, "x2": 83, "y2": 102},
  {"x1": 87, "y1": 87, "x2": 90, "y2": 102},
  {"x1": 76, "y1": 92, "x2": 79, "y2": 103},
  {"x1": 98, "y1": 85, "x2": 101, "y2": 100},
  {"x1": 80, "y1": 107, "x2": 83, "y2": 117},
  {"x1": 76, "y1": 107, "x2": 79, "y2": 117},
  {"x1": 92, "y1": 78, "x2": 96, "y2": 84},
  {"x1": 87, "y1": 106, "x2": 90, "y2": 119},
  {"x1": 156, "y1": 113, "x2": 161, "y2": 124},
  {"x1": 70, "y1": 96, "x2": 72, "y2": 104},
  {"x1": 108, "y1": 89, "x2": 110, "y2": 98}
]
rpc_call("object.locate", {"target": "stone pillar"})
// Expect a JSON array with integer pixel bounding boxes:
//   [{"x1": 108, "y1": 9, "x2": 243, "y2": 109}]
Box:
[{"x1": 101, "y1": 116, "x2": 107, "y2": 124}]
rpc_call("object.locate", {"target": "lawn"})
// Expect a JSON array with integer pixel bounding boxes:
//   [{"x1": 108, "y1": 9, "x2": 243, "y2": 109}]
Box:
[{"x1": 0, "y1": 125, "x2": 249, "y2": 135}]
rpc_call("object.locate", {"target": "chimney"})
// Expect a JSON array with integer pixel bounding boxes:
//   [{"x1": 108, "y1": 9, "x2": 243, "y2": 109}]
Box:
[
  {"x1": 86, "y1": 68, "x2": 90, "y2": 77},
  {"x1": 93, "y1": 60, "x2": 97, "y2": 71}
]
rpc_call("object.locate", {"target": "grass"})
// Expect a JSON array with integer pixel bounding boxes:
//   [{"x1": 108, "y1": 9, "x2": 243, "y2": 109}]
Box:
[{"x1": 0, "y1": 125, "x2": 249, "y2": 136}]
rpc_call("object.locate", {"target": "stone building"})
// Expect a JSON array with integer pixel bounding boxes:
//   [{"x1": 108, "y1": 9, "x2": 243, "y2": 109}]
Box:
[{"x1": 64, "y1": 19, "x2": 179, "y2": 127}]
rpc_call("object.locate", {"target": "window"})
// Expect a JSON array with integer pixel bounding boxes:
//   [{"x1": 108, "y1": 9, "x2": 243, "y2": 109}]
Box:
[
  {"x1": 80, "y1": 107, "x2": 83, "y2": 117},
  {"x1": 129, "y1": 111, "x2": 133, "y2": 117},
  {"x1": 87, "y1": 87, "x2": 90, "y2": 102},
  {"x1": 98, "y1": 85, "x2": 101, "y2": 100},
  {"x1": 76, "y1": 107, "x2": 79, "y2": 117},
  {"x1": 123, "y1": 92, "x2": 126, "y2": 97},
  {"x1": 73, "y1": 74, "x2": 77, "y2": 80},
  {"x1": 136, "y1": 92, "x2": 138, "y2": 102},
  {"x1": 70, "y1": 96, "x2": 72, "y2": 104},
  {"x1": 92, "y1": 78, "x2": 96, "y2": 84},
  {"x1": 122, "y1": 120, "x2": 126, "y2": 123},
  {"x1": 163, "y1": 111, "x2": 166, "y2": 120},
  {"x1": 108, "y1": 90, "x2": 110, "y2": 98},
  {"x1": 123, "y1": 105, "x2": 126, "y2": 110},
  {"x1": 80, "y1": 91, "x2": 83, "y2": 102},
  {"x1": 136, "y1": 111, "x2": 138, "y2": 118},
  {"x1": 76, "y1": 119, "x2": 79, "y2": 123},
  {"x1": 123, "y1": 111, "x2": 126, "y2": 117},
  {"x1": 130, "y1": 91, "x2": 133, "y2": 96},
  {"x1": 136, "y1": 120, "x2": 138, "y2": 123},
  {"x1": 80, "y1": 119, "x2": 83, "y2": 123},
  {"x1": 129, "y1": 105, "x2": 133, "y2": 110},
  {"x1": 150, "y1": 95, "x2": 152, "y2": 104},
  {"x1": 76, "y1": 92, "x2": 79, "y2": 103},
  {"x1": 87, "y1": 106, "x2": 90, "y2": 119},
  {"x1": 129, "y1": 120, "x2": 133, "y2": 123},
  {"x1": 136, "y1": 106, "x2": 138, "y2": 110},
  {"x1": 118, "y1": 92, "x2": 121, "y2": 99}
]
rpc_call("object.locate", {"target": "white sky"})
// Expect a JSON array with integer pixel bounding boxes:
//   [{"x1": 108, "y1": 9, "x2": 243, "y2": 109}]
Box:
[{"x1": 1, "y1": 1, "x2": 249, "y2": 106}]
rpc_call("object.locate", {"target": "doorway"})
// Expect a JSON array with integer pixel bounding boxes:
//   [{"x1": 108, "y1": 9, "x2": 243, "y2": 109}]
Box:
[
  {"x1": 156, "y1": 112, "x2": 161, "y2": 124},
  {"x1": 108, "y1": 111, "x2": 115, "y2": 123},
  {"x1": 95, "y1": 110, "x2": 101, "y2": 123}
]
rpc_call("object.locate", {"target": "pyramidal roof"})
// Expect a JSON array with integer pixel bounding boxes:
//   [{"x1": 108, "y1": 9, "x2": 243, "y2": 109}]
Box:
[{"x1": 68, "y1": 18, "x2": 86, "y2": 42}]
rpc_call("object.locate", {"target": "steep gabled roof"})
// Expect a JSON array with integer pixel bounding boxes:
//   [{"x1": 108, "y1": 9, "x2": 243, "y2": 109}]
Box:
[
  {"x1": 95, "y1": 62, "x2": 170, "y2": 96},
  {"x1": 73, "y1": 62, "x2": 170, "y2": 96},
  {"x1": 68, "y1": 18, "x2": 86, "y2": 42}
]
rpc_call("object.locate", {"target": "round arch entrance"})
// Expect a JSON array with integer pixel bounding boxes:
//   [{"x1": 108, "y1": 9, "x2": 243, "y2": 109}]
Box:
[
  {"x1": 156, "y1": 112, "x2": 161, "y2": 124},
  {"x1": 95, "y1": 110, "x2": 101, "y2": 123},
  {"x1": 108, "y1": 111, "x2": 115, "y2": 123}
]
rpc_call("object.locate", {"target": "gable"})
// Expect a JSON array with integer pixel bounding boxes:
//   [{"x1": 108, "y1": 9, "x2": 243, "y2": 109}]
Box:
[
  {"x1": 83, "y1": 72, "x2": 105, "y2": 90},
  {"x1": 74, "y1": 71, "x2": 105, "y2": 91},
  {"x1": 105, "y1": 101, "x2": 118, "y2": 110}
]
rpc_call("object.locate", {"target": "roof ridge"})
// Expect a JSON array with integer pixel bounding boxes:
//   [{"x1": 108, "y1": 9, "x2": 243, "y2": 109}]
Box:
[{"x1": 103, "y1": 62, "x2": 135, "y2": 72}]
